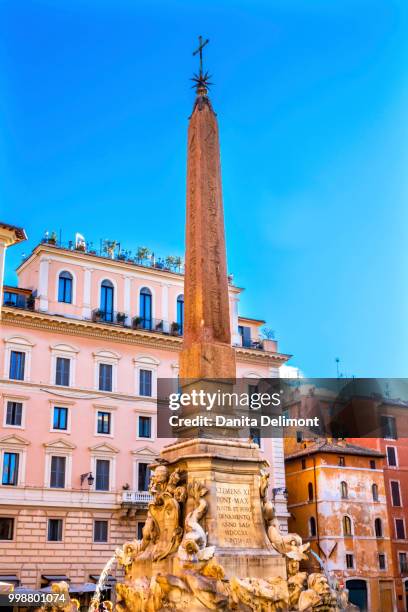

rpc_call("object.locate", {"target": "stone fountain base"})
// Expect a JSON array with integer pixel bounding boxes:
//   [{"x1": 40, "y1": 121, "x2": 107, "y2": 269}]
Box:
[{"x1": 109, "y1": 438, "x2": 356, "y2": 611}]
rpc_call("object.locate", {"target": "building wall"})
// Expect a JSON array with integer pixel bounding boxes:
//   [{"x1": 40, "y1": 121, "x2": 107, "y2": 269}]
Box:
[
  {"x1": 350, "y1": 427, "x2": 408, "y2": 611},
  {"x1": 0, "y1": 242, "x2": 291, "y2": 588},
  {"x1": 286, "y1": 450, "x2": 395, "y2": 611}
]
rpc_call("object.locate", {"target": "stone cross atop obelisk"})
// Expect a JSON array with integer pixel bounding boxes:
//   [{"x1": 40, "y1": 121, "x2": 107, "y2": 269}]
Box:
[{"x1": 179, "y1": 39, "x2": 236, "y2": 380}]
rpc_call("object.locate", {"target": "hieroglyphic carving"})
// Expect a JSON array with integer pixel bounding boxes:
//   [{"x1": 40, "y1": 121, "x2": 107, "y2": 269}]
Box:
[{"x1": 182, "y1": 94, "x2": 234, "y2": 363}]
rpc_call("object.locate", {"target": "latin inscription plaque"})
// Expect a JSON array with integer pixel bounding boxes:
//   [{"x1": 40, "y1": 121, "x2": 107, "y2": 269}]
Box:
[{"x1": 216, "y1": 482, "x2": 260, "y2": 548}]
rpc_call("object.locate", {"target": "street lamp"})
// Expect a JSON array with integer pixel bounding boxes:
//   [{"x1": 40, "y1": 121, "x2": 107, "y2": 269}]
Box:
[{"x1": 80, "y1": 472, "x2": 95, "y2": 487}]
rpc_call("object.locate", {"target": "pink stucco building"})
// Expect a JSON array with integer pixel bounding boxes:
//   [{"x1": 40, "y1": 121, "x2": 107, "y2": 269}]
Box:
[{"x1": 0, "y1": 226, "x2": 291, "y2": 593}]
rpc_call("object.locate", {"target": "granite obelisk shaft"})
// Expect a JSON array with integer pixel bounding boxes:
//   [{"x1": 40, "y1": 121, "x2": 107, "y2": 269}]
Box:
[{"x1": 179, "y1": 93, "x2": 236, "y2": 380}]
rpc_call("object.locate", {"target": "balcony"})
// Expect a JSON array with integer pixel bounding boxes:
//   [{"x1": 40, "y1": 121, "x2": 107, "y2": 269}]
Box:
[
  {"x1": 3, "y1": 288, "x2": 34, "y2": 311},
  {"x1": 91, "y1": 309, "x2": 182, "y2": 336},
  {"x1": 122, "y1": 490, "x2": 153, "y2": 507}
]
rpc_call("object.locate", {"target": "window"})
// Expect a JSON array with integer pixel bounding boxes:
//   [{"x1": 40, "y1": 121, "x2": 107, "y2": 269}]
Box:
[
  {"x1": 343, "y1": 516, "x2": 352, "y2": 536},
  {"x1": 308, "y1": 483, "x2": 313, "y2": 501},
  {"x1": 53, "y1": 407, "x2": 68, "y2": 431},
  {"x1": 309, "y1": 516, "x2": 316, "y2": 537},
  {"x1": 95, "y1": 459, "x2": 110, "y2": 491},
  {"x1": 97, "y1": 412, "x2": 111, "y2": 435},
  {"x1": 100, "y1": 280, "x2": 114, "y2": 322},
  {"x1": 338, "y1": 456, "x2": 345, "y2": 466},
  {"x1": 94, "y1": 520, "x2": 108, "y2": 543},
  {"x1": 370, "y1": 459, "x2": 376, "y2": 469},
  {"x1": 387, "y1": 447, "x2": 397, "y2": 467},
  {"x1": 58, "y1": 272, "x2": 73, "y2": 304},
  {"x1": 48, "y1": 519, "x2": 63, "y2": 541},
  {"x1": 139, "y1": 287, "x2": 152, "y2": 329},
  {"x1": 139, "y1": 369, "x2": 152, "y2": 397},
  {"x1": 137, "y1": 522, "x2": 145, "y2": 540},
  {"x1": 248, "y1": 384, "x2": 259, "y2": 399},
  {"x1": 395, "y1": 519, "x2": 406, "y2": 540},
  {"x1": 176, "y1": 295, "x2": 184, "y2": 335},
  {"x1": 0, "y1": 518, "x2": 14, "y2": 540},
  {"x1": 372, "y1": 484, "x2": 379, "y2": 501},
  {"x1": 301, "y1": 458, "x2": 306, "y2": 470},
  {"x1": 2, "y1": 452, "x2": 19, "y2": 486},
  {"x1": 5, "y1": 402, "x2": 22, "y2": 427},
  {"x1": 138, "y1": 416, "x2": 152, "y2": 438},
  {"x1": 296, "y1": 431, "x2": 303, "y2": 443},
  {"x1": 381, "y1": 415, "x2": 397, "y2": 439},
  {"x1": 99, "y1": 364, "x2": 113, "y2": 392},
  {"x1": 55, "y1": 357, "x2": 70, "y2": 386},
  {"x1": 391, "y1": 481, "x2": 402, "y2": 507},
  {"x1": 378, "y1": 553, "x2": 386, "y2": 570},
  {"x1": 399, "y1": 552, "x2": 407, "y2": 572},
  {"x1": 50, "y1": 456, "x2": 66, "y2": 488},
  {"x1": 238, "y1": 325, "x2": 251, "y2": 347},
  {"x1": 9, "y1": 351, "x2": 25, "y2": 381},
  {"x1": 340, "y1": 481, "x2": 348, "y2": 499},
  {"x1": 250, "y1": 427, "x2": 261, "y2": 446},
  {"x1": 138, "y1": 463, "x2": 150, "y2": 491},
  {"x1": 375, "y1": 518, "x2": 383, "y2": 538},
  {"x1": 346, "y1": 554, "x2": 354, "y2": 569}
]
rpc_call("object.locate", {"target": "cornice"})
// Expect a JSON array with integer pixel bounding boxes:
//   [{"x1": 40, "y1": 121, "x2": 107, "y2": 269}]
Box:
[
  {"x1": 1, "y1": 308, "x2": 291, "y2": 366},
  {"x1": 2, "y1": 308, "x2": 182, "y2": 351}
]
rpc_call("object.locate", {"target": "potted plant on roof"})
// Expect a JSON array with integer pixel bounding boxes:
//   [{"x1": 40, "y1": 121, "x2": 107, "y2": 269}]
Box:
[
  {"x1": 165, "y1": 255, "x2": 176, "y2": 271},
  {"x1": 48, "y1": 231, "x2": 57, "y2": 245},
  {"x1": 26, "y1": 294, "x2": 35, "y2": 310},
  {"x1": 132, "y1": 316, "x2": 143, "y2": 329},
  {"x1": 174, "y1": 256, "x2": 183, "y2": 273},
  {"x1": 116, "y1": 312, "x2": 127, "y2": 324},
  {"x1": 170, "y1": 321, "x2": 180, "y2": 336},
  {"x1": 136, "y1": 247, "x2": 150, "y2": 265},
  {"x1": 92, "y1": 309, "x2": 104, "y2": 323}
]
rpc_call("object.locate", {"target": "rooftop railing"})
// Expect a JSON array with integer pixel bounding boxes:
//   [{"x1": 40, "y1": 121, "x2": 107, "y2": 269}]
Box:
[{"x1": 38, "y1": 236, "x2": 185, "y2": 275}]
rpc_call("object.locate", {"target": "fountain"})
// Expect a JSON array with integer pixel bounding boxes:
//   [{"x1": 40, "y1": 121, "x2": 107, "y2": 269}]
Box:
[{"x1": 42, "y1": 42, "x2": 358, "y2": 612}]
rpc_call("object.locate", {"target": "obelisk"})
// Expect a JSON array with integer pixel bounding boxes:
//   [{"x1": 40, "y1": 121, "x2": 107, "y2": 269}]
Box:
[{"x1": 179, "y1": 59, "x2": 236, "y2": 381}]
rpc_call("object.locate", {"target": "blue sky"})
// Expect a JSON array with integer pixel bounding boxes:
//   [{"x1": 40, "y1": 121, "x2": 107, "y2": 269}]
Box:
[{"x1": 1, "y1": 0, "x2": 407, "y2": 377}]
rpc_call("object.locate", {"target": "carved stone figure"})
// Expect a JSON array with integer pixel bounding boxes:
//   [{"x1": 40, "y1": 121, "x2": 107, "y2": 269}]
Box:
[
  {"x1": 178, "y1": 481, "x2": 215, "y2": 563},
  {"x1": 298, "y1": 573, "x2": 337, "y2": 611},
  {"x1": 230, "y1": 576, "x2": 289, "y2": 611},
  {"x1": 288, "y1": 572, "x2": 308, "y2": 610}
]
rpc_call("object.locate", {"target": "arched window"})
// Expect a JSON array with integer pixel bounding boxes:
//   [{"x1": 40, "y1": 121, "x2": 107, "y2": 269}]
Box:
[
  {"x1": 308, "y1": 482, "x2": 314, "y2": 501},
  {"x1": 309, "y1": 516, "x2": 317, "y2": 537},
  {"x1": 58, "y1": 271, "x2": 73, "y2": 304},
  {"x1": 340, "y1": 481, "x2": 348, "y2": 499},
  {"x1": 343, "y1": 515, "x2": 352, "y2": 536},
  {"x1": 372, "y1": 484, "x2": 379, "y2": 501},
  {"x1": 100, "y1": 280, "x2": 114, "y2": 322},
  {"x1": 139, "y1": 287, "x2": 152, "y2": 330},
  {"x1": 176, "y1": 294, "x2": 184, "y2": 335},
  {"x1": 375, "y1": 518, "x2": 383, "y2": 538}
]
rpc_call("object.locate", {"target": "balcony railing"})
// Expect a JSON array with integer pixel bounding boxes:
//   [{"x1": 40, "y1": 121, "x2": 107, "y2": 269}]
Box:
[
  {"x1": 90, "y1": 309, "x2": 182, "y2": 335},
  {"x1": 122, "y1": 490, "x2": 153, "y2": 506}
]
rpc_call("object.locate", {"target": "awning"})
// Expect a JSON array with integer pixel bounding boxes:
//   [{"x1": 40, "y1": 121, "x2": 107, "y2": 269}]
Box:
[
  {"x1": 41, "y1": 575, "x2": 70, "y2": 585},
  {"x1": 69, "y1": 583, "x2": 97, "y2": 594},
  {"x1": 0, "y1": 576, "x2": 19, "y2": 584},
  {"x1": 89, "y1": 574, "x2": 116, "y2": 585},
  {"x1": 0, "y1": 575, "x2": 19, "y2": 587},
  {"x1": 13, "y1": 587, "x2": 38, "y2": 595},
  {"x1": 41, "y1": 583, "x2": 97, "y2": 594}
]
